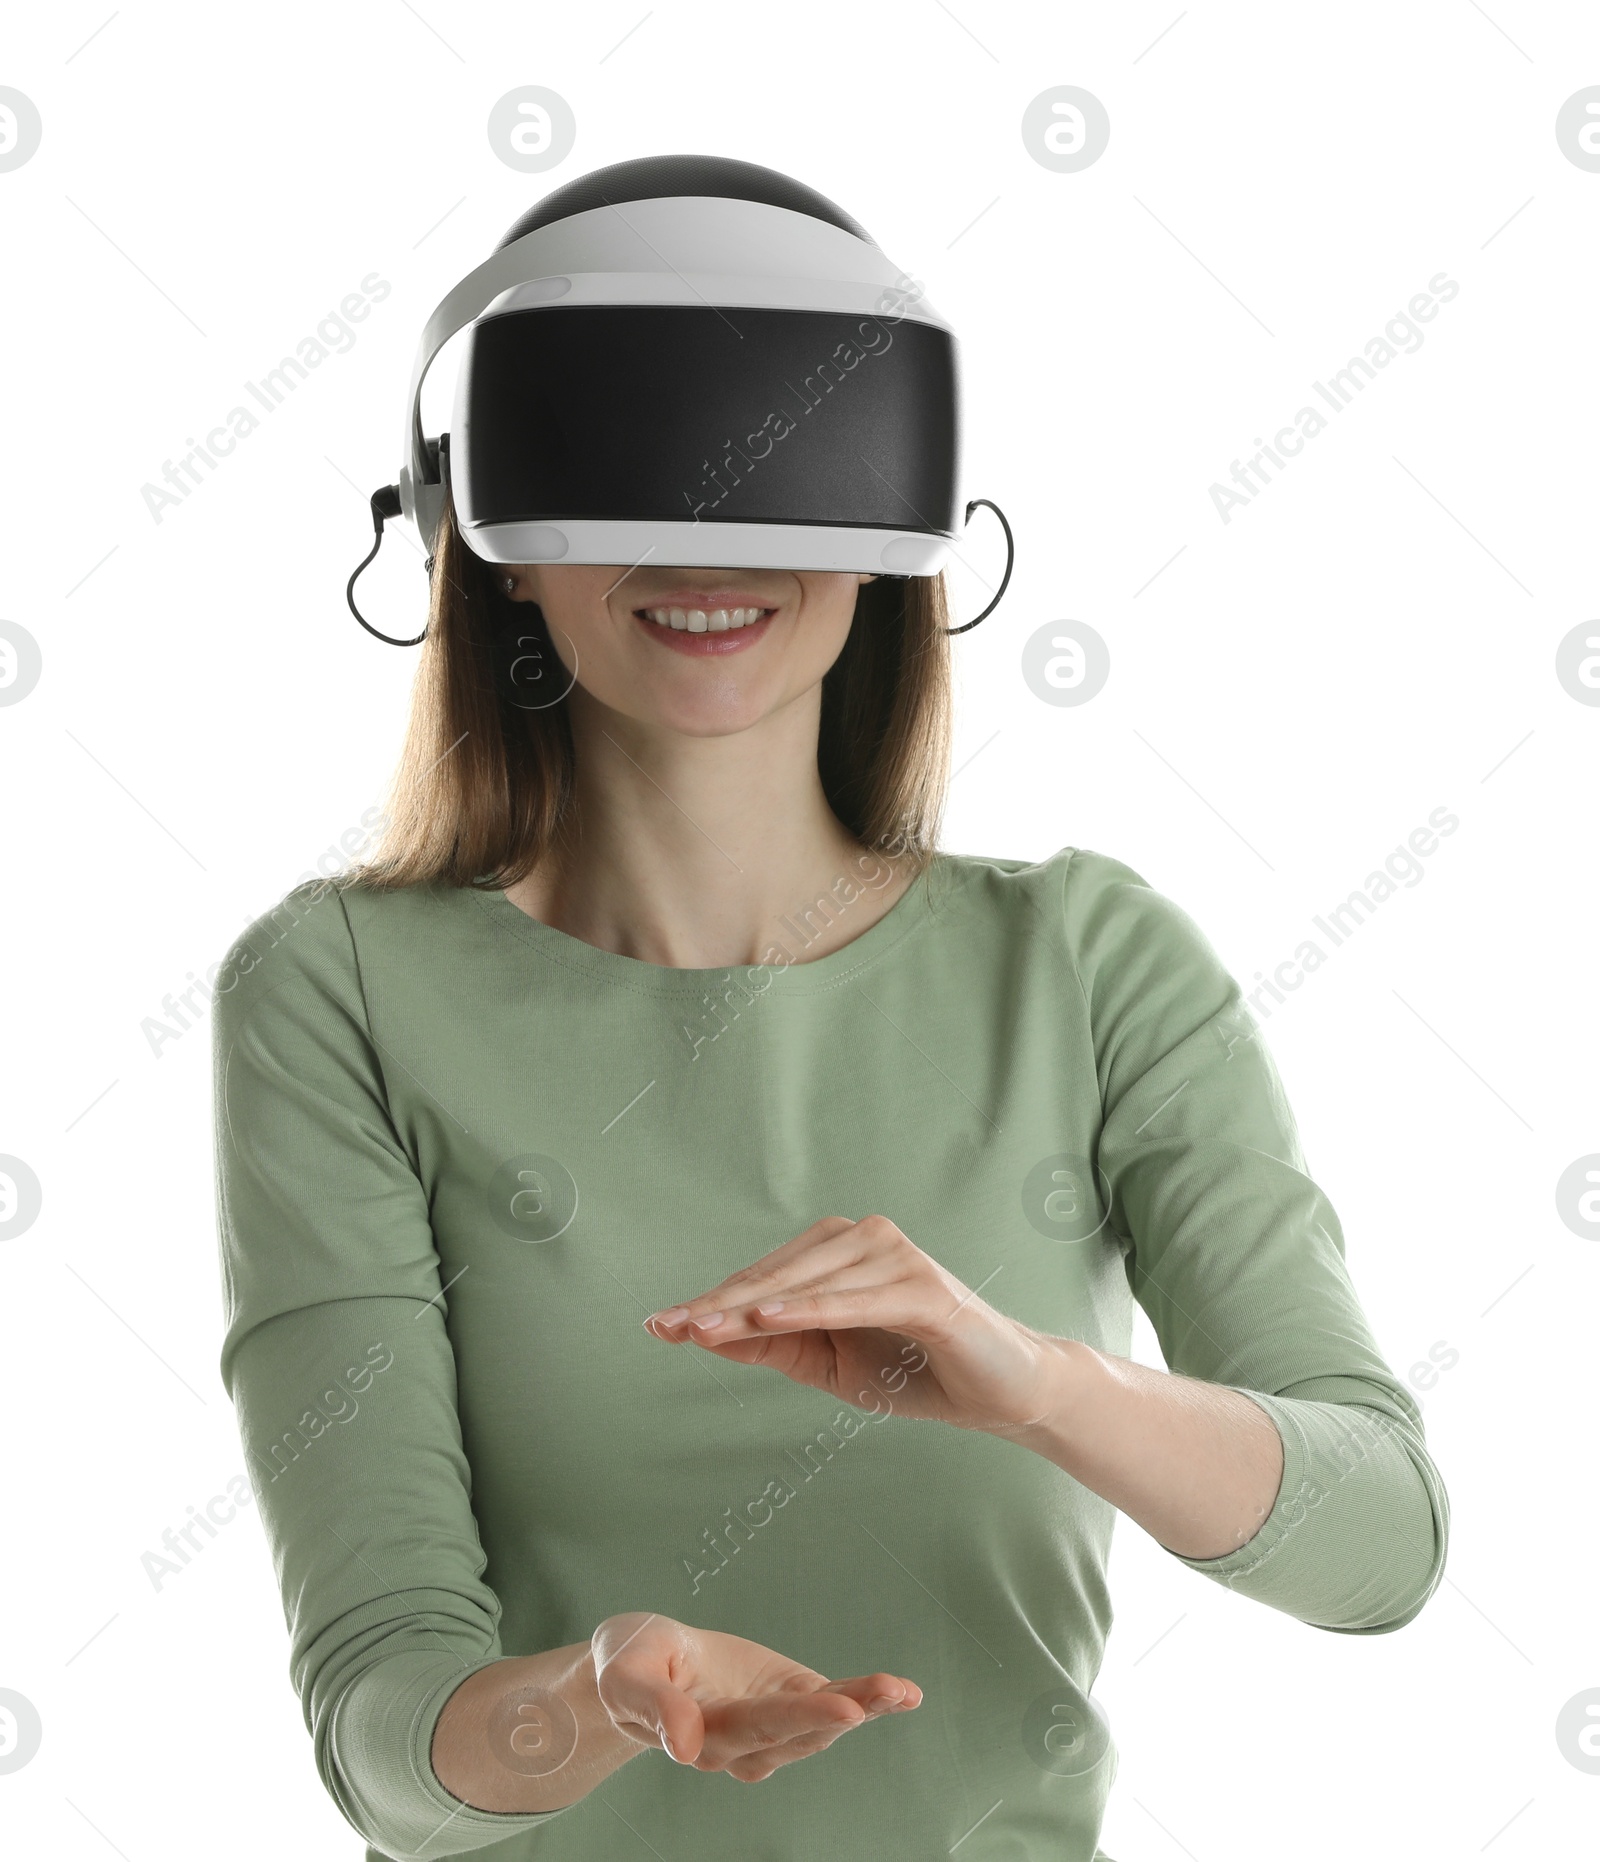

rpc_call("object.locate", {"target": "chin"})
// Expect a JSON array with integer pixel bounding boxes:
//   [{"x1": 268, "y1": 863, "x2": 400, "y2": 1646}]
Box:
[{"x1": 640, "y1": 700, "x2": 782, "y2": 739}]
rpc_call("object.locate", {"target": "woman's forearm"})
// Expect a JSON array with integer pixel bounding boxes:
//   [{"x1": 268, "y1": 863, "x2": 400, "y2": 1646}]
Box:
[
  {"x1": 1008, "y1": 1337, "x2": 1285, "y2": 1560},
  {"x1": 431, "y1": 1640, "x2": 650, "y2": 1814}
]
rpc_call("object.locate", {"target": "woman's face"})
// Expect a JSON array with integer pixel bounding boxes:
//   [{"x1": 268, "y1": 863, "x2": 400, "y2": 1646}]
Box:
[{"x1": 507, "y1": 564, "x2": 877, "y2": 738}]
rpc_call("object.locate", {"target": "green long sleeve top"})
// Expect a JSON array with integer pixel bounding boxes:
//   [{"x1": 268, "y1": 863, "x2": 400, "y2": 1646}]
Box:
[{"x1": 211, "y1": 844, "x2": 1449, "y2": 1862}]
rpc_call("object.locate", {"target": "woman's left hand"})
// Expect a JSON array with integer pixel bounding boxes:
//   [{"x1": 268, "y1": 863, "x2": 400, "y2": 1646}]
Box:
[{"x1": 642, "y1": 1215, "x2": 1066, "y2": 1435}]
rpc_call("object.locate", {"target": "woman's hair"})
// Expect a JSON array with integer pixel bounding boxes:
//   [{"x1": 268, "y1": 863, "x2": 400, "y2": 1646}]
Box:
[{"x1": 340, "y1": 491, "x2": 955, "y2": 895}]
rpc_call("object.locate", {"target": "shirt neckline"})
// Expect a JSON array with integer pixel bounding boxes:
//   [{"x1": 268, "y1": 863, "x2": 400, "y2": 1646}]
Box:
[{"x1": 469, "y1": 853, "x2": 945, "y2": 998}]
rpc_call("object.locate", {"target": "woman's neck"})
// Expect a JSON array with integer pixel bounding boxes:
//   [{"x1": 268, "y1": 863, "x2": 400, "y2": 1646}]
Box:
[
  {"x1": 502, "y1": 817, "x2": 918, "y2": 972},
  {"x1": 501, "y1": 703, "x2": 918, "y2": 970}
]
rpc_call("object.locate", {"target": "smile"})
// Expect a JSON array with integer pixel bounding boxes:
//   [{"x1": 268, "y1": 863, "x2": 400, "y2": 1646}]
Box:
[{"x1": 639, "y1": 606, "x2": 772, "y2": 633}]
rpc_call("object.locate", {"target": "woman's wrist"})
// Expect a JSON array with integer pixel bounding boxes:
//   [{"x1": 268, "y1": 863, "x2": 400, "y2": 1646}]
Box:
[
  {"x1": 431, "y1": 1638, "x2": 651, "y2": 1815},
  {"x1": 1000, "y1": 1335, "x2": 1286, "y2": 1560},
  {"x1": 985, "y1": 1332, "x2": 1097, "y2": 1445}
]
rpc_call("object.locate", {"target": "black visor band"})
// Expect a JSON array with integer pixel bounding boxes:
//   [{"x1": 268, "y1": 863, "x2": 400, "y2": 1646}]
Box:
[{"x1": 453, "y1": 304, "x2": 960, "y2": 536}]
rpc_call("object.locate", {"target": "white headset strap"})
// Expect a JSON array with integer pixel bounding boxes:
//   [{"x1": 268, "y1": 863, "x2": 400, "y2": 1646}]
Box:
[{"x1": 402, "y1": 230, "x2": 558, "y2": 492}]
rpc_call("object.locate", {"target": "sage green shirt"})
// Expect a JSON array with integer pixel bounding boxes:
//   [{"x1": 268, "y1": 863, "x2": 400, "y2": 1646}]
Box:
[{"x1": 211, "y1": 845, "x2": 1449, "y2": 1861}]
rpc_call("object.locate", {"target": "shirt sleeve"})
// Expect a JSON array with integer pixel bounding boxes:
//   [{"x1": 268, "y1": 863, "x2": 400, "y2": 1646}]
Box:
[
  {"x1": 1060, "y1": 845, "x2": 1450, "y2": 1633},
  {"x1": 211, "y1": 879, "x2": 577, "y2": 1858}
]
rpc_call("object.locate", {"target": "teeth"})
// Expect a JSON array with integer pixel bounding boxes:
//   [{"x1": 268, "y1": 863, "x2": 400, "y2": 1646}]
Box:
[{"x1": 641, "y1": 606, "x2": 768, "y2": 633}]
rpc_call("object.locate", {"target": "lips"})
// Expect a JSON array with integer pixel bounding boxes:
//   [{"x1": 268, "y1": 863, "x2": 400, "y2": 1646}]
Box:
[
  {"x1": 632, "y1": 605, "x2": 777, "y2": 654},
  {"x1": 637, "y1": 604, "x2": 772, "y2": 634}
]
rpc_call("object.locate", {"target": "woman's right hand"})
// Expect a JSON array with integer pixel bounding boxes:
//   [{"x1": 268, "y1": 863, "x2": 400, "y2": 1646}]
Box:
[{"x1": 591, "y1": 1612, "x2": 922, "y2": 1783}]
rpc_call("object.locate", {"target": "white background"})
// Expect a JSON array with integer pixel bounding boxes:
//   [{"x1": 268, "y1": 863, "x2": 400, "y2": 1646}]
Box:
[{"x1": 2, "y1": 3, "x2": 1596, "y2": 1858}]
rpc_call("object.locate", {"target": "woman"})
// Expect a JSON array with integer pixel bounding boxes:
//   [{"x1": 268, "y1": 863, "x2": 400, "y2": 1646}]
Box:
[{"x1": 213, "y1": 159, "x2": 1449, "y2": 1862}]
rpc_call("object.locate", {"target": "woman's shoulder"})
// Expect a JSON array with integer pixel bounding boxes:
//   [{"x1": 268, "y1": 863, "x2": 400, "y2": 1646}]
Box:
[
  {"x1": 934, "y1": 841, "x2": 1154, "y2": 911},
  {"x1": 214, "y1": 873, "x2": 473, "y2": 1010},
  {"x1": 937, "y1": 843, "x2": 1224, "y2": 980}
]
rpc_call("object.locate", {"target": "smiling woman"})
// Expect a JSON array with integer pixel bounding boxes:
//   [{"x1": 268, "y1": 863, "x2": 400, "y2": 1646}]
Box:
[
  {"x1": 211, "y1": 152, "x2": 1448, "y2": 1862},
  {"x1": 348, "y1": 473, "x2": 954, "y2": 938}
]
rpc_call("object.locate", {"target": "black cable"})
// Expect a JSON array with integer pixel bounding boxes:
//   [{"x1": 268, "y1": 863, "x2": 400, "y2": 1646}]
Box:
[
  {"x1": 347, "y1": 485, "x2": 428, "y2": 647},
  {"x1": 944, "y1": 498, "x2": 1014, "y2": 635}
]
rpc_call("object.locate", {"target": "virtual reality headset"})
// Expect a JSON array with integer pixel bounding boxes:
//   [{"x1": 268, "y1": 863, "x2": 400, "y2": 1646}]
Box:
[{"x1": 349, "y1": 154, "x2": 1011, "y2": 644}]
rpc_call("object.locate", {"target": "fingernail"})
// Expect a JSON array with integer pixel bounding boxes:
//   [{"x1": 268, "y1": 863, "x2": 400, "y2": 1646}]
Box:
[
  {"x1": 868, "y1": 1692, "x2": 901, "y2": 1711},
  {"x1": 649, "y1": 1307, "x2": 688, "y2": 1326},
  {"x1": 755, "y1": 1301, "x2": 785, "y2": 1315},
  {"x1": 693, "y1": 1311, "x2": 724, "y2": 1330}
]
